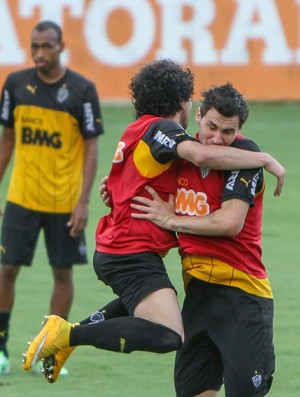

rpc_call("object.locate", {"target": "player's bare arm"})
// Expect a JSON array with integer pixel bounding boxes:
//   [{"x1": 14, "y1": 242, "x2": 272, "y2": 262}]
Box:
[
  {"x1": 131, "y1": 185, "x2": 250, "y2": 236},
  {"x1": 0, "y1": 127, "x2": 15, "y2": 183},
  {"x1": 0, "y1": 128, "x2": 15, "y2": 219},
  {"x1": 177, "y1": 140, "x2": 285, "y2": 196}
]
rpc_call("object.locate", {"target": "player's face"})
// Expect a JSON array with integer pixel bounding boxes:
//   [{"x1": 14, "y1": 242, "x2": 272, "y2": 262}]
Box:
[
  {"x1": 196, "y1": 107, "x2": 239, "y2": 146},
  {"x1": 31, "y1": 28, "x2": 64, "y2": 73},
  {"x1": 179, "y1": 99, "x2": 193, "y2": 129}
]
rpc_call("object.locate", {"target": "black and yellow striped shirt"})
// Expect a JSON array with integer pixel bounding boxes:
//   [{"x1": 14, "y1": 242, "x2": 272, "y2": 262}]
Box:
[{"x1": 0, "y1": 67, "x2": 104, "y2": 212}]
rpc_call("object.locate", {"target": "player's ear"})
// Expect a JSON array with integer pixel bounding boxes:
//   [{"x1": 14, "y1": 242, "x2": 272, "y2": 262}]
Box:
[
  {"x1": 195, "y1": 107, "x2": 201, "y2": 123},
  {"x1": 179, "y1": 101, "x2": 185, "y2": 111},
  {"x1": 58, "y1": 41, "x2": 65, "y2": 53}
]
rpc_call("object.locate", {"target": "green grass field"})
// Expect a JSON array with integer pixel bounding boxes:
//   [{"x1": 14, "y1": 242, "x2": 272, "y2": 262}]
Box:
[{"x1": 0, "y1": 102, "x2": 299, "y2": 396}]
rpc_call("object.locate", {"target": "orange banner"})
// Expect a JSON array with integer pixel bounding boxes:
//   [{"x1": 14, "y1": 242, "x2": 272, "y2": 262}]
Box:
[{"x1": 0, "y1": 0, "x2": 299, "y2": 101}]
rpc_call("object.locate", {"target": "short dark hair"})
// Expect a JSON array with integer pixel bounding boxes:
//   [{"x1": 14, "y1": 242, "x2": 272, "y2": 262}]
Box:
[
  {"x1": 200, "y1": 82, "x2": 249, "y2": 128},
  {"x1": 129, "y1": 59, "x2": 194, "y2": 119},
  {"x1": 33, "y1": 20, "x2": 62, "y2": 42}
]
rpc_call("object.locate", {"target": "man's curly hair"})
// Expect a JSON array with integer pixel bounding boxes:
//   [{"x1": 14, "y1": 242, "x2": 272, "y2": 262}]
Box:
[
  {"x1": 200, "y1": 82, "x2": 249, "y2": 128},
  {"x1": 129, "y1": 59, "x2": 194, "y2": 119}
]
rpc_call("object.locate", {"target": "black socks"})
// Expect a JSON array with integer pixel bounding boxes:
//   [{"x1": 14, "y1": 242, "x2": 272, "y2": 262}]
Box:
[
  {"x1": 0, "y1": 312, "x2": 11, "y2": 357},
  {"x1": 79, "y1": 298, "x2": 128, "y2": 325},
  {"x1": 71, "y1": 316, "x2": 182, "y2": 354}
]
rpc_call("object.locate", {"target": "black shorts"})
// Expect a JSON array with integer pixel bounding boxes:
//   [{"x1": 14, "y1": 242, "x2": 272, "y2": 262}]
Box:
[
  {"x1": 175, "y1": 278, "x2": 275, "y2": 397},
  {"x1": 93, "y1": 251, "x2": 176, "y2": 315},
  {"x1": 1, "y1": 201, "x2": 88, "y2": 268}
]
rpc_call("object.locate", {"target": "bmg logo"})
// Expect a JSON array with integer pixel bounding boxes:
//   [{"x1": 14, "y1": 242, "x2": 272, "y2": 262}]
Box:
[{"x1": 21, "y1": 127, "x2": 62, "y2": 148}]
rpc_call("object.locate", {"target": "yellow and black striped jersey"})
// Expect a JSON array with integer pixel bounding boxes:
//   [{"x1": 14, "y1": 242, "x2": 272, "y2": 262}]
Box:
[{"x1": 0, "y1": 67, "x2": 104, "y2": 213}]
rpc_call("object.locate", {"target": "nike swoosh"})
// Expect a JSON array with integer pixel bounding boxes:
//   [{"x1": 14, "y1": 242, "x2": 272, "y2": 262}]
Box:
[{"x1": 31, "y1": 332, "x2": 48, "y2": 367}]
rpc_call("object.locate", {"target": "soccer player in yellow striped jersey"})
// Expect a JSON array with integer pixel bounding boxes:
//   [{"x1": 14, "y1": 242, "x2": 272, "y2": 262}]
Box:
[{"x1": 0, "y1": 20, "x2": 104, "y2": 374}]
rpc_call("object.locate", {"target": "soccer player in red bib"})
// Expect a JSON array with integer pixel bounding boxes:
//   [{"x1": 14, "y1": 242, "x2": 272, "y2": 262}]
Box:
[{"x1": 131, "y1": 83, "x2": 280, "y2": 397}]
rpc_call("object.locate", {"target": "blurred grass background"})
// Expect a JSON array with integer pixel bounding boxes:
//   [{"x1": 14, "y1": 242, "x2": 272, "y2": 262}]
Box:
[{"x1": 0, "y1": 102, "x2": 299, "y2": 396}]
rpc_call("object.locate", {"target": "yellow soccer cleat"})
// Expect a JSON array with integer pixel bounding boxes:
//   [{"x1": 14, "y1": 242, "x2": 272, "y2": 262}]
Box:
[
  {"x1": 42, "y1": 347, "x2": 75, "y2": 383},
  {"x1": 23, "y1": 315, "x2": 73, "y2": 371},
  {"x1": 35, "y1": 357, "x2": 69, "y2": 378}
]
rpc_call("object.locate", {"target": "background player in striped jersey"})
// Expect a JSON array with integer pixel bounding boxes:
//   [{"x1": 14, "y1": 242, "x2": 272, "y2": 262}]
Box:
[{"x1": 0, "y1": 20, "x2": 104, "y2": 375}]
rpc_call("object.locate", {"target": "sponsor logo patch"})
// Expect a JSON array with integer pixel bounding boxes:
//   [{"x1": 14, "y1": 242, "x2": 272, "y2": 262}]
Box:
[
  {"x1": 57, "y1": 85, "x2": 69, "y2": 103},
  {"x1": 252, "y1": 373, "x2": 262, "y2": 388}
]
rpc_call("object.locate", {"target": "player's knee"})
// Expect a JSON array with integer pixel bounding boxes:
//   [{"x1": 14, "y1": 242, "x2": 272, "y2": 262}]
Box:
[{"x1": 157, "y1": 324, "x2": 182, "y2": 352}]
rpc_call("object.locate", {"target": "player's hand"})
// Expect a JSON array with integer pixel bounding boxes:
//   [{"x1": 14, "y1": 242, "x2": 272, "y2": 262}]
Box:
[
  {"x1": 67, "y1": 201, "x2": 88, "y2": 237},
  {"x1": 99, "y1": 176, "x2": 112, "y2": 208},
  {"x1": 264, "y1": 155, "x2": 285, "y2": 196},
  {"x1": 130, "y1": 185, "x2": 175, "y2": 230}
]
